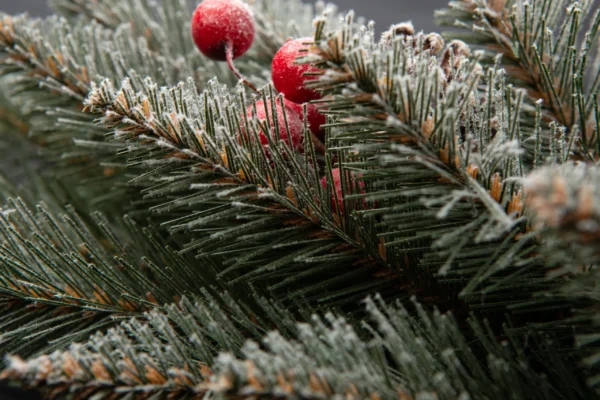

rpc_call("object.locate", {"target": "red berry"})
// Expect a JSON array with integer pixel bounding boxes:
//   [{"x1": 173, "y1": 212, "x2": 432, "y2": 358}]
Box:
[
  {"x1": 306, "y1": 104, "x2": 326, "y2": 139},
  {"x1": 191, "y1": 0, "x2": 255, "y2": 61},
  {"x1": 244, "y1": 99, "x2": 304, "y2": 152},
  {"x1": 289, "y1": 102, "x2": 326, "y2": 140},
  {"x1": 320, "y1": 168, "x2": 367, "y2": 213},
  {"x1": 272, "y1": 38, "x2": 322, "y2": 104}
]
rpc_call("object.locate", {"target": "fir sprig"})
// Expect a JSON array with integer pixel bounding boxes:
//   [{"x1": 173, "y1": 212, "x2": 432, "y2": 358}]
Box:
[
  {"x1": 84, "y1": 76, "x2": 400, "y2": 307},
  {"x1": 0, "y1": 13, "x2": 178, "y2": 216},
  {"x1": 0, "y1": 290, "x2": 302, "y2": 400},
  {"x1": 0, "y1": 179, "x2": 223, "y2": 357},
  {"x1": 437, "y1": 0, "x2": 600, "y2": 158},
  {"x1": 306, "y1": 15, "x2": 600, "y2": 388},
  {"x1": 0, "y1": 0, "x2": 333, "y2": 216},
  {"x1": 0, "y1": 0, "x2": 599, "y2": 398},
  {"x1": 309, "y1": 13, "x2": 537, "y2": 303},
  {"x1": 1, "y1": 295, "x2": 589, "y2": 400}
]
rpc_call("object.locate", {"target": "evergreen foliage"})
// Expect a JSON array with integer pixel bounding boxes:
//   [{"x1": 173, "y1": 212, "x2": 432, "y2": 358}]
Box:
[
  {"x1": 0, "y1": 0, "x2": 598, "y2": 398},
  {"x1": 2, "y1": 295, "x2": 590, "y2": 399}
]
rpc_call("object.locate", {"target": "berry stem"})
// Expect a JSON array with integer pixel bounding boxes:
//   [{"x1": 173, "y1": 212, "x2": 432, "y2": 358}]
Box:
[{"x1": 226, "y1": 42, "x2": 259, "y2": 92}]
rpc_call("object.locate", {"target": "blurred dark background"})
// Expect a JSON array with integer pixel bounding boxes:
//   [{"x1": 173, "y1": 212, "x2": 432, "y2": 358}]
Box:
[
  {"x1": 0, "y1": 0, "x2": 446, "y2": 399},
  {"x1": 0, "y1": 0, "x2": 449, "y2": 32}
]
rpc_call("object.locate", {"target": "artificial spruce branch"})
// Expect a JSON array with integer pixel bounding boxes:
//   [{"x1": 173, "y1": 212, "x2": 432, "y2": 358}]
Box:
[
  {"x1": 0, "y1": 14, "x2": 162, "y2": 216},
  {"x1": 0, "y1": 9, "x2": 225, "y2": 217},
  {"x1": 308, "y1": 14, "x2": 539, "y2": 303},
  {"x1": 2, "y1": 295, "x2": 590, "y2": 400},
  {"x1": 304, "y1": 18, "x2": 600, "y2": 388},
  {"x1": 84, "y1": 76, "x2": 400, "y2": 307},
  {"x1": 2, "y1": 321, "x2": 208, "y2": 400},
  {"x1": 0, "y1": 0, "x2": 600, "y2": 398},
  {"x1": 0, "y1": 1, "x2": 327, "y2": 217},
  {"x1": 79, "y1": 29, "x2": 600, "y2": 392},
  {"x1": 0, "y1": 11, "x2": 216, "y2": 95},
  {"x1": 0, "y1": 292, "x2": 299, "y2": 400},
  {"x1": 437, "y1": 0, "x2": 600, "y2": 158},
  {"x1": 0, "y1": 178, "x2": 226, "y2": 356}
]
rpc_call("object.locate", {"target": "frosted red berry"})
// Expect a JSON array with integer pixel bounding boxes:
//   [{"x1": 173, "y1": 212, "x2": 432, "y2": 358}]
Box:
[
  {"x1": 245, "y1": 99, "x2": 304, "y2": 151},
  {"x1": 191, "y1": 0, "x2": 255, "y2": 61},
  {"x1": 272, "y1": 38, "x2": 322, "y2": 104},
  {"x1": 320, "y1": 168, "x2": 367, "y2": 213},
  {"x1": 306, "y1": 104, "x2": 326, "y2": 139},
  {"x1": 289, "y1": 102, "x2": 326, "y2": 140}
]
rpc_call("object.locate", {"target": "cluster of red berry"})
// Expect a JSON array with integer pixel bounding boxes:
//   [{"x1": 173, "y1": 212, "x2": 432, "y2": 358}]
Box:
[{"x1": 191, "y1": 0, "x2": 363, "y2": 213}]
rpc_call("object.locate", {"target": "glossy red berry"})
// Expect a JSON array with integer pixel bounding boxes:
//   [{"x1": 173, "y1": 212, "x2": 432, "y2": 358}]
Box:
[
  {"x1": 289, "y1": 102, "x2": 326, "y2": 140},
  {"x1": 191, "y1": 0, "x2": 255, "y2": 61},
  {"x1": 272, "y1": 38, "x2": 322, "y2": 104},
  {"x1": 320, "y1": 168, "x2": 366, "y2": 213},
  {"x1": 245, "y1": 99, "x2": 304, "y2": 151}
]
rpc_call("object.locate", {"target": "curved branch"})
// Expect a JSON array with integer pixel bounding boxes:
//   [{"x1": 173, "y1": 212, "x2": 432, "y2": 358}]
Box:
[
  {"x1": 309, "y1": 17, "x2": 532, "y2": 299},
  {"x1": 84, "y1": 77, "x2": 407, "y2": 307},
  {"x1": 437, "y1": 0, "x2": 600, "y2": 157}
]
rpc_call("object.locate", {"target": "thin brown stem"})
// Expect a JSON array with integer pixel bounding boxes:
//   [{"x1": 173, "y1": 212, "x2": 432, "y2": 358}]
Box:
[{"x1": 226, "y1": 42, "x2": 259, "y2": 93}]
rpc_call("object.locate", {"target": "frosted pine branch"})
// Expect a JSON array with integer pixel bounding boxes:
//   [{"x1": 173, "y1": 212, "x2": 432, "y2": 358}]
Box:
[
  {"x1": 0, "y1": 182, "x2": 222, "y2": 356},
  {"x1": 84, "y1": 76, "x2": 404, "y2": 307},
  {"x1": 437, "y1": 0, "x2": 600, "y2": 159},
  {"x1": 1, "y1": 296, "x2": 580, "y2": 400},
  {"x1": 309, "y1": 13, "x2": 534, "y2": 300}
]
